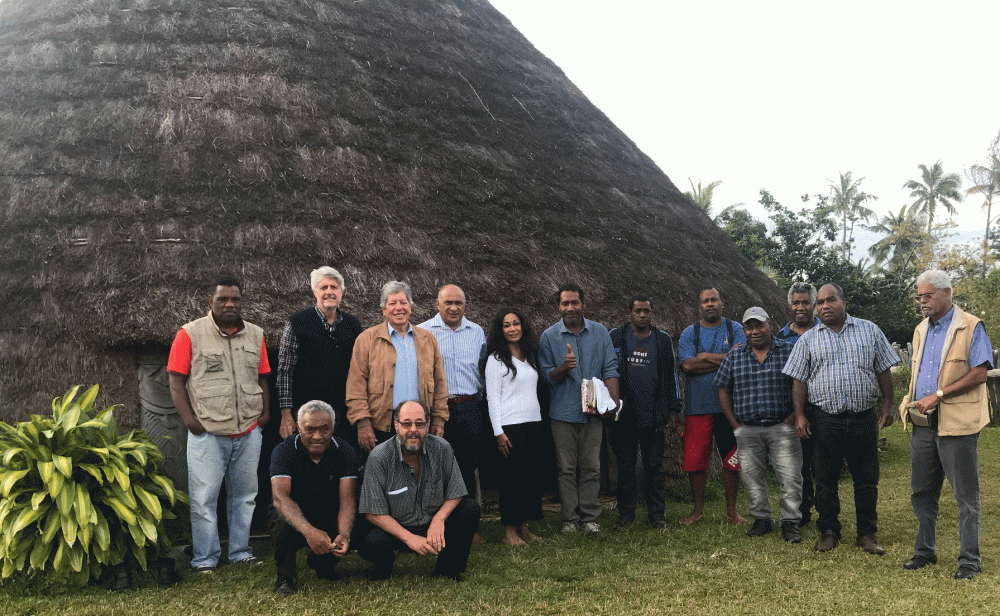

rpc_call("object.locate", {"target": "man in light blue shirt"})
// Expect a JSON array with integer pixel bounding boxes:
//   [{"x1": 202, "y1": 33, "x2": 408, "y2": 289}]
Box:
[
  {"x1": 899, "y1": 270, "x2": 992, "y2": 580},
  {"x1": 418, "y1": 284, "x2": 487, "y2": 500},
  {"x1": 539, "y1": 283, "x2": 619, "y2": 535}
]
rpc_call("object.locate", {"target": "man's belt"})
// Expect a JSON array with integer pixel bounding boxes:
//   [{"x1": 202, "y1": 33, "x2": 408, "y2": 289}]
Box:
[{"x1": 449, "y1": 394, "x2": 478, "y2": 404}]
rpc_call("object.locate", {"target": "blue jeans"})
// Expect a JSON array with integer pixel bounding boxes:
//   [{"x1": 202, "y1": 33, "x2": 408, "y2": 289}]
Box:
[
  {"x1": 187, "y1": 427, "x2": 262, "y2": 568},
  {"x1": 910, "y1": 425, "x2": 981, "y2": 568},
  {"x1": 812, "y1": 408, "x2": 879, "y2": 537},
  {"x1": 734, "y1": 423, "x2": 802, "y2": 523}
]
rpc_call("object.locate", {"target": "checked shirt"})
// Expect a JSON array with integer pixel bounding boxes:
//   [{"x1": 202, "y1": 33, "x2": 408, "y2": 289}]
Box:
[
  {"x1": 781, "y1": 314, "x2": 899, "y2": 414},
  {"x1": 715, "y1": 338, "x2": 794, "y2": 425}
]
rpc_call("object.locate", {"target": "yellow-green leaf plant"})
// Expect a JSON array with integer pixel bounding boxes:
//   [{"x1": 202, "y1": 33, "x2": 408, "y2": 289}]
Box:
[{"x1": 0, "y1": 385, "x2": 187, "y2": 587}]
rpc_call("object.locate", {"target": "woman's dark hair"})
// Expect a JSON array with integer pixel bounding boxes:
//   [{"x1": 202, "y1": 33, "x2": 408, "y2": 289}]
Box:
[{"x1": 485, "y1": 307, "x2": 539, "y2": 378}]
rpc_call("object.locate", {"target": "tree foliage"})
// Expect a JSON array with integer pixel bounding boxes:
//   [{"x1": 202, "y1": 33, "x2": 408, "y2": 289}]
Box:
[{"x1": 904, "y1": 161, "x2": 963, "y2": 236}]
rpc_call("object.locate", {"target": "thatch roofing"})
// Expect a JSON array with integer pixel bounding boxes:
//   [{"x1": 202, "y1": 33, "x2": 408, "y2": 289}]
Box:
[{"x1": 0, "y1": 0, "x2": 785, "y2": 420}]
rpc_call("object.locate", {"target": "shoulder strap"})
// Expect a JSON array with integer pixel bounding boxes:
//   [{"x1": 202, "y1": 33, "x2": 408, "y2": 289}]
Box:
[
  {"x1": 725, "y1": 318, "x2": 734, "y2": 348},
  {"x1": 693, "y1": 321, "x2": 702, "y2": 355}
]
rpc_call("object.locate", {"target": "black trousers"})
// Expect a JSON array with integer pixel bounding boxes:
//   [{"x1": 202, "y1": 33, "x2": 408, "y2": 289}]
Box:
[
  {"x1": 444, "y1": 398, "x2": 482, "y2": 498},
  {"x1": 498, "y1": 421, "x2": 544, "y2": 527},
  {"x1": 813, "y1": 407, "x2": 880, "y2": 537},
  {"x1": 267, "y1": 507, "x2": 340, "y2": 579},
  {"x1": 610, "y1": 423, "x2": 666, "y2": 522},
  {"x1": 358, "y1": 497, "x2": 480, "y2": 577}
]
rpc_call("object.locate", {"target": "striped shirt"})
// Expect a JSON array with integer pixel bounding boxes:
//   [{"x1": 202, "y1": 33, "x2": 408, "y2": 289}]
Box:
[
  {"x1": 389, "y1": 323, "x2": 419, "y2": 406},
  {"x1": 417, "y1": 314, "x2": 486, "y2": 396},
  {"x1": 715, "y1": 338, "x2": 794, "y2": 425},
  {"x1": 782, "y1": 314, "x2": 900, "y2": 414}
]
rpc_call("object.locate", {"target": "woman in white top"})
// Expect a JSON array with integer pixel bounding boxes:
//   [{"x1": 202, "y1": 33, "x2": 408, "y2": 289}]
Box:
[{"x1": 485, "y1": 307, "x2": 544, "y2": 545}]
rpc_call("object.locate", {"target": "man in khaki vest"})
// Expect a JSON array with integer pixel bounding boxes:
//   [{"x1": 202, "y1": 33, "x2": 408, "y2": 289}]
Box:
[
  {"x1": 168, "y1": 276, "x2": 271, "y2": 572},
  {"x1": 899, "y1": 269, "x2": 992, "y2": 580}
]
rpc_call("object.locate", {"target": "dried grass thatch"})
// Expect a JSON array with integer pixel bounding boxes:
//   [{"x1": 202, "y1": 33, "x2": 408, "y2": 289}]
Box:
[{"x1": 0, "y1": 0, "x2": 785, "y2": 422}]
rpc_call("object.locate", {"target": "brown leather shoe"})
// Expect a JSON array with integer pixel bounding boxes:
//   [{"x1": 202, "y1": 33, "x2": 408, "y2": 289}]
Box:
[
  {"x1": 855, "y1": 534, "x2": 885, "y2": 555},
  {"x1": 814, "y1": 530, "x2": 841, "y2": 552}
]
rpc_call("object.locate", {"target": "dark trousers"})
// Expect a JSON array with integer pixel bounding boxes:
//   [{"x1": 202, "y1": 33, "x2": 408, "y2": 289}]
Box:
[
  {"x1": 799, "y1": 405, "x2": 816, "y2": 517},
  {"x1": 498, "y1": 422, "x2": 544, "y2": 527},
  {"x1": 610, "y1": 423, "x2": 666, "y2": 522},
  {"x1": 444, "y1": 398, "x2": 482, "y2": 498},
  {"x1": 813, "y1": 407, "x2": 880, "y2": 537},
  {"x1": 267, "y1": 507, "x2": 339, "y2": 580},
  {"x1": 358, "y1": 497, "x2": 480, "y2": 577},
  {"x1": 910, "y1": 426, "x2": 981, "y2": 568}
]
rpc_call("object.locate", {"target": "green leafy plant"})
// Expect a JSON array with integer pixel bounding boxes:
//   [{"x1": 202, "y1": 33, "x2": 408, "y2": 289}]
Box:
[{"x1": 0, "y1": 385, "x2": 186, "y2": 587}]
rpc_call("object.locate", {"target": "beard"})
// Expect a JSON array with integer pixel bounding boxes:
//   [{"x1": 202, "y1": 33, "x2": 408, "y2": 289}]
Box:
[{"x1": 397, "y1": 432, "x2": 424, "y2": 454}]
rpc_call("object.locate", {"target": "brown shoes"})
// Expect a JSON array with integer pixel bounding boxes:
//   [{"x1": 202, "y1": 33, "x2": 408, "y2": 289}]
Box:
[
  {"x1": 814, "y1": 530, "x2": 840, "y2": 552},
  {"x1": 855, "y1": 534, "x2": 885, "y2": 555}
]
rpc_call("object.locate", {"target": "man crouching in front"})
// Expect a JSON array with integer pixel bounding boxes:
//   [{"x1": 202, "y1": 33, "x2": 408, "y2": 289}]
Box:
[
  {"x1": 358, "y1": 400, "x2": 480, "y2": 581},
  {"x1": 268, "y1": 400, "x2": 361, "y2": 596}
]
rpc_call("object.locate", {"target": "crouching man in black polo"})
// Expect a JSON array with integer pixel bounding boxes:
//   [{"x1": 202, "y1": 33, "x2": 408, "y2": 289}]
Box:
[
  {"x1": 358, "y1": 400, "x2": 480, "y2": 581},
  {"x1": 269, "y1": 400, "x2": 361, "y2": 596}
]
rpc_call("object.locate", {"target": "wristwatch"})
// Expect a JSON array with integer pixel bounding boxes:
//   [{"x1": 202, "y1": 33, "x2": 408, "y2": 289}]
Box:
[{"x1": 936, "y1": 389, "x2": 945, "y2": 400}]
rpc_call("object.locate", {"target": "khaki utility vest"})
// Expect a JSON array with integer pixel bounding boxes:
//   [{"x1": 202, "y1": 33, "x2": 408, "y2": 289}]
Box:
[
  {"x1": 183, "y1": 313, "x2": 265, "y2": 435},
  {"x1": 900, "y1": 306, "x2": 989, "y2": 436}
]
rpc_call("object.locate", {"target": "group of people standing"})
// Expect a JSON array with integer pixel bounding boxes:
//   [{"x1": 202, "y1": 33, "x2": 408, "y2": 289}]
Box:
[{"x1": 164, "y1": 264, "x2": 991, "y2": 596}]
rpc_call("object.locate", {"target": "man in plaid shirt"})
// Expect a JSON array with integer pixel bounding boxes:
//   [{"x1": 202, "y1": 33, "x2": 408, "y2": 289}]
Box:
[
  {"x1": 716, "y1": 307, "x2": 807, "y2": 543},
  {"x1": 782, "y1": 283, "x2": 899, "y2": 555}
]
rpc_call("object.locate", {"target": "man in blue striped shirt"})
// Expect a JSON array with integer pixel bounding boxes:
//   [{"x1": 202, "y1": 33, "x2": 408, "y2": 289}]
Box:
[
  {"x1": 418, "y1": 285, "x2": 487, "y2": 506},
  {"x1": 782, "y1": 283, "x2": 899, "y2": 555},
  {"x1": 716, "y1": 307, "x2": 806, "y2": 543}
]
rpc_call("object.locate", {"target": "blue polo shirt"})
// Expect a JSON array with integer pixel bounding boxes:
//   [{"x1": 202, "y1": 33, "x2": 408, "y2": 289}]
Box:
[{"x1": 539, "y1": 318, "x2": 618, "y2": 423}]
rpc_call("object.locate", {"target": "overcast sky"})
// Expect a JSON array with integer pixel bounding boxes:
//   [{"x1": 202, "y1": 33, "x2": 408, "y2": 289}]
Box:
[{"x1": 488, "y1": 0, "x2": 998, "y2": 253}]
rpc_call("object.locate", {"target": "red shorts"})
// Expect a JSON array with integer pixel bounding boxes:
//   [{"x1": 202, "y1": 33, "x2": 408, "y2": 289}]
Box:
[{"x1": 682, "y1": 413, "x2": 739, "y2": 472}]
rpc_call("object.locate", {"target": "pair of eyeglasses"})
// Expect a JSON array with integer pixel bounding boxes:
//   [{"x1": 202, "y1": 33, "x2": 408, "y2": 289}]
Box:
[
  {"x1": 396, "y1": 420, "x2": 428, "y2": 430},
  {"x1": 914, "y1": 291, "x2": 937, "y2": 302}
]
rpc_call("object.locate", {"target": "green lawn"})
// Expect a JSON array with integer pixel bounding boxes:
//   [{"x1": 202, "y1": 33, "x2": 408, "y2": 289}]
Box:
[{"x1": 3, "y1": 424, "x2": 999, "y2": 616}]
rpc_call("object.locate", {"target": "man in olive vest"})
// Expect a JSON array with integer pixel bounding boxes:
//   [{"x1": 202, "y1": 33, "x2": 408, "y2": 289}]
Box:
[
  {"x1": 168, "y1": 276, "x2": 271, "y2": 572},
  {"x1": 899, "y1": 269, "x2": 992, "y2": 580}
]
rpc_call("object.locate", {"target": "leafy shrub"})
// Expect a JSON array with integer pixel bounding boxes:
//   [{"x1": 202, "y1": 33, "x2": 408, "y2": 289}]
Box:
[{"x1": 0, "y1": 385, "x2": 186, "y2": 587}]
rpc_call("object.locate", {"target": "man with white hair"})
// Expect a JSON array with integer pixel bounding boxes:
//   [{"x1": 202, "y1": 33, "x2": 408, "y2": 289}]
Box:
[
  {"x1": 346, "y1": 281, "x2": 449, "y2": 453},
  {"x1": 277, "y1": 266, "x2": 364, "y2": 442},
  {"x1": 268, "y1": 400, "x2": 361, "y2": 595},
  {"x1": 899, "y1": 269, "x2": 992, "y2": 580}
]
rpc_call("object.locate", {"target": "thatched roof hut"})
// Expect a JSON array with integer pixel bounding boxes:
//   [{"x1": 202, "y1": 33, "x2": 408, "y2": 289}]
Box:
[{"x1": 0, "y1": 0, "x2": 785, "y2": 423}]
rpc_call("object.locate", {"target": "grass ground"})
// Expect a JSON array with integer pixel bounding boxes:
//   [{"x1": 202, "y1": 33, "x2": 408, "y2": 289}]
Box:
[{"x1": 3, "y1": 424, "x2": 1000, "y2": 616}]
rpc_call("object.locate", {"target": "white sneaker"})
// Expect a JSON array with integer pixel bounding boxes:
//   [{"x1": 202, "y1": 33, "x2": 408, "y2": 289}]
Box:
[
  {"x1": 560, "y1": 522, "x2": 579, "y2": 534},
  {"x1": 582, "y1": 522, "x2": 601, "y2": 535}
]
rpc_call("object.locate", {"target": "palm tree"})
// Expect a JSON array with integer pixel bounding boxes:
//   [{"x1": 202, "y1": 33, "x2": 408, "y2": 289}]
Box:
[
  {"x1": 966, "y1": 149, "x2": 1000, "y2": 275},
  {"x1": 903, "y1": 161, "x2": 963, "y2": 235},
  {"x1": 827, "y1": 171, "x2": 876, "y2": 261},
  {"x1": 684, "y1": 178, "x2": 723, "y2": 217},
  {"x1": 866, "y1": 204, "x2": 928, "y2": 281}
]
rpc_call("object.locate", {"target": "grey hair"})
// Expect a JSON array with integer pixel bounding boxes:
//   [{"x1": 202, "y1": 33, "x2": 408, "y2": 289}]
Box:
[
  {"x1": 380, "y1": 280, "x2": 413, "y2": 308},
  {"x1": 787, "y1": 282, "x2": 817, "y2": 305},
  {"x1": 916, "y1": 269, "x2": 952, "y2": 291},
  {"x1": 297, "y1": 400, "x2": 336, "y2": 428},
  {"x1": 310, "y1": 266, "x2": 345, "y2": 292}
]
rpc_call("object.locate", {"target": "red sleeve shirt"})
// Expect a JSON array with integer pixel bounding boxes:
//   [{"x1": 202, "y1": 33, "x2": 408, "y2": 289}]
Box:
[{"x1": 166, "y1": 327, "x2": 270, "y2": 376}]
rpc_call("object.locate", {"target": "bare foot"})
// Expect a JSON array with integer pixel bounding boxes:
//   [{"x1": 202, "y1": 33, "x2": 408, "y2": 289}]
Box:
[
  {"x1": 503, "y1": 529, "x2": 527, "y2": 546},
  {"x1": 680, "y1": 512, "x2": 705, "y2": 525},
  {"x1": 726, "y1": 512, "x2": 748, "y2": 524},
  {"x1": 472, "y1": 532, "x2": 486, "y2": 544},
  {"x1": 518, "y1": 526, "x2": 544, "y2": 543}
]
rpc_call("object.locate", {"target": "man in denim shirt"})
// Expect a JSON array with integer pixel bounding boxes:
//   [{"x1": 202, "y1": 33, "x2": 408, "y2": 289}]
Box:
[{"x1": 539, "y1": 283, "x2": 619, "y2": 535}]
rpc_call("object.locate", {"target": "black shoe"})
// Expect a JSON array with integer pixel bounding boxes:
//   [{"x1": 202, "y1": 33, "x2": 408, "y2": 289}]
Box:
[
  {"x1": 112, "y1": 563, "x2": 131, "y2": 593},
  {"x1": 273, "y1": 575, "x2": 296, "y2": 597},
  {"x1": 903, "y1": 555, "x2": 937, "y2": 570},
  {"x1": 955, "y1": 565, "x2": 979, "y2": 580},
  {"x1": 781, "y1": 522, "x2": 802, "y2": 543},
  {"x1": 747, "y1": 518, "x2": 773, "y2": 538},
  {"x1": 370, "y1": 566, "x2": 392, "y2": 581},
  {"x1": 157, "y1": 558, "x2": 181, "y2": 589}
]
